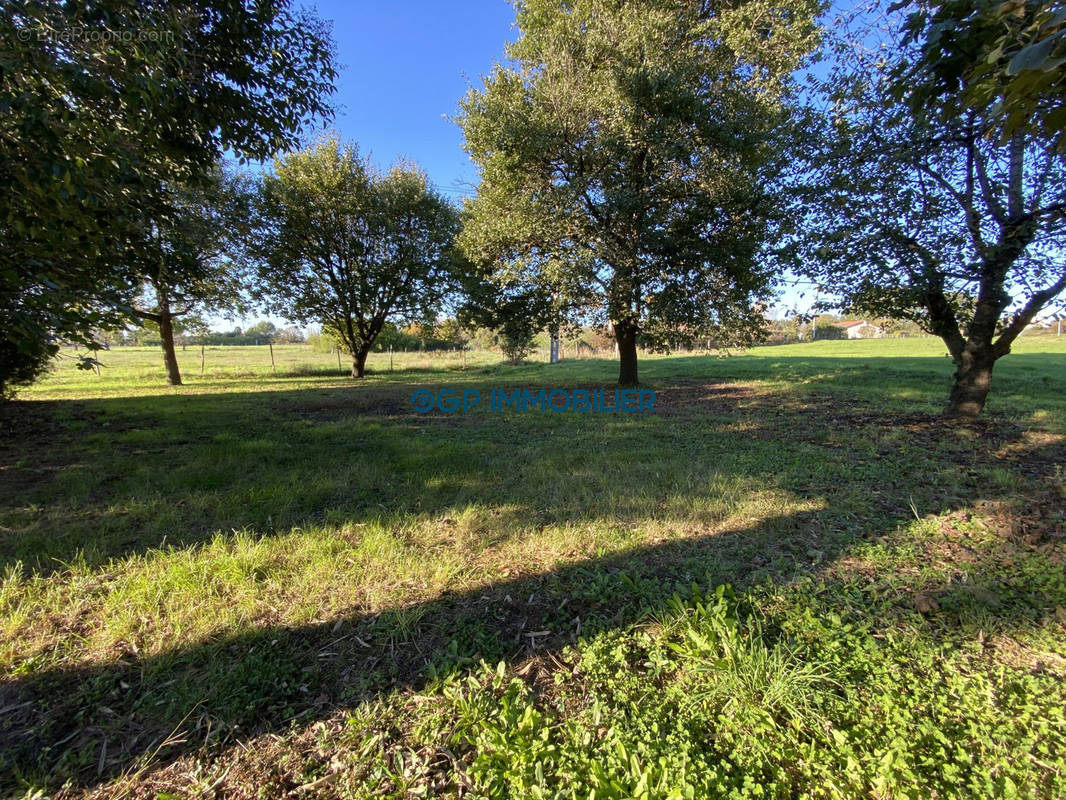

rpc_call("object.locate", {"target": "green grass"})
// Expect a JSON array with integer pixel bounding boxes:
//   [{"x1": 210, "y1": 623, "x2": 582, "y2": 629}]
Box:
[{"x1": 1, "y1": 336, "x2": 1065, "y2": 798}]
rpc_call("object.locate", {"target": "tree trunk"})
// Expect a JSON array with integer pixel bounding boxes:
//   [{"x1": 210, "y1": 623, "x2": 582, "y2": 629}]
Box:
[
  {"x1": 613, "y1": 320, "x2": 638, "y2": 386},
  {"x1": 157, "y1": 291, "x2": 183, "y2": 386},
  {"x1": 351, "y1": 348, "x2": 369, "y2": 378},
  {"x1": 946, "y1": 347, "x2": 994, "y2": 418}
]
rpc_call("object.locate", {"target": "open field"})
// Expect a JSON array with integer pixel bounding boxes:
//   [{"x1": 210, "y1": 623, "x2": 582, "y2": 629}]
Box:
[{"x1": 2, "y1": 337, "x2": 1065, "y2": 798}]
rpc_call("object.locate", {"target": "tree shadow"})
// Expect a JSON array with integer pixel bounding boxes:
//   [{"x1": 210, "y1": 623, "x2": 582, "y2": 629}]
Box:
[
  {"x1": 5, "y1": 349, "x2": 1064, "y2": 576},
  {"x1": 1, "y1": 405, "x2": 1063, "y2": 792},
  {"x1": 2, "y1": 353, "x2": 1065, "y2": 791},
  {"x1": 658, "y1": 351, "x2": 1066, "y2": 412},
  {"x1": 0, "y1": 508, "x2": 906, "y2": 790},
  {"x1": 0, "y1": 378, "x2": 894, "y2": 574}
]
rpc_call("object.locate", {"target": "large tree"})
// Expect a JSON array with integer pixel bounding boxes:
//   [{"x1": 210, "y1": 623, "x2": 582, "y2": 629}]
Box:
[
  {"x1": 254, "y1": 139, "x2": 459, "y2": 377},
  {"x1": 458, "y1": 0, "x2": 821, "y2": 385},
  {"x1": 790, "y1": 4, "x2": 1066, "y2": 417},
  {"x1": 1, "y1": 0, "x2": 335, "y2": 395},
  {"x1": 128, "y1": 168, "x2": 252, "y2": 386}
]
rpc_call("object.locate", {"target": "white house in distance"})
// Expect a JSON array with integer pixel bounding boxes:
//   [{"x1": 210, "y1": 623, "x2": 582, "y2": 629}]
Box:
[{"x1": 831, "y1": 319, "x2": 884, "y2": 339}]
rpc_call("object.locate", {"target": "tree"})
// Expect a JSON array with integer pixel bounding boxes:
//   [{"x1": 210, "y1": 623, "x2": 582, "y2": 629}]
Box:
[
  {"x1": 128, "y1": 168, "x2": 252, "y2": 386},
  {"x1": 1, "y1": 0, "x2": 335, "y2": 395},
  {"x1": 0, "y1": 301, "x2": 58, "y2": 399},
  {"x1": 434, "y1": 318, "x2": 469, "y2": 350},
  {"x1": 274, "y1": 325, "x2": 306, "y2": 344},
  {"x1": 902, "y1": 0, "x2": 1066, "y2": 149},
  {"x1": 458, "y1": 272, "x2": 557, "y2": 365},
  {"x1": 253, "y1": 139, "x2": 459, "y2": 377},
  {"x1": 790, "y1": 5, "x2": 1066, "y2": 417},
  {"x1": 245, "y1": 321, "x2": 279, "y2": 343},
  {"x1": 458, "y1": 0, "x2": 820, "y2": 385}
]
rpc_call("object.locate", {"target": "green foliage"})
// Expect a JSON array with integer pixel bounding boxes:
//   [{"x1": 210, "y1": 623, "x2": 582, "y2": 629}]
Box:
[
  {"x1": 433, "y1": 318, "x2": 468, "y2": 349},
  {"x1": 791, "y1": 4, "x2": 1066, "y2": 414},
  {"x1": 0, "y1": 0, "x2": 335, "y2": 396},
  {"x1": 814, "y1": 323, "x2": 847, "y2": 341},
  {"x1": 664, "y1": 588, "x2": 837, "y2": 728},
  {"x1": 129, "y1": 170, "x2": 253, "y2": 314},
  {"x1": 120, "y1": 166, "x2": 255, "y2": 383},
  {"x1": 433, "y1": 581, "x2": 1066, "y2": 798},
  {"x1": 458, "y1": 272, "x2": 556, "y2": 365},
  {"x1": 243, "y1": 321, "x2": 277, "y2": 343},
  {"x1": 458, "y1": 0, "x2": 821, "y2": 383},
  {"x1": 174, "y1": 322, "x2": 307, "y2": 347},
  {"x1": 903, "y1": 0, "x2": 1066, "y2": 149},
  {"x1": 307, "y1": 329, "x2": 340, "y2": 354},
  {"x1": 369, "y1": 321, "x2": 466, "y2": 353},
  {"x1": 0, "y1": 305, "x2": 59, "y2": 400},
  {"x1": 253, "y1": 138, "x2": 460, "y2": 376}
]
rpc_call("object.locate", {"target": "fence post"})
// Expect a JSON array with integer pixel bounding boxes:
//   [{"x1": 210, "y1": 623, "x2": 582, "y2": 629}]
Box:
[
  {"x1": 200, "y1": 345, "x2": 205, "y2": 377},
  {"x1": 269, "y1": 342, "x2": 276, "y2": 373}
]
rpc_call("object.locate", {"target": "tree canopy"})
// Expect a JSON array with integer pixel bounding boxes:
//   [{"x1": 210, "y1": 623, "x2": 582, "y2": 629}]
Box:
[
  {"x1": 458, "y1": 0, "x2": 822, "y2": 385},
  {"x1": 253, "y1": 139, "x2": 459, "y2": 377},
  {"x1": 790, "y1": 4, "x2": 1066, "y2": 417},
  {"x1": 901, "y1": 0, "x2": 1066, "y2": 149},
  {"x1": 1, "y1": 0, "x2": 335, "y2": 395},
  {"x1": 128, "y1": 167, "x2": 254, "y2": 385},
  {"x1": 458, "y1": 268, "x2": 559, "y2": 366}
]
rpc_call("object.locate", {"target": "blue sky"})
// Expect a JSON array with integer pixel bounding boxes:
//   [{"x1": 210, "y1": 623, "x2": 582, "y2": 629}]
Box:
[
  {"x1": 305, "y1": 0, "x2": 518, "y2": 204},
  {"x1": 237, "y1": 0, "x2": 812, "y2": 329}
]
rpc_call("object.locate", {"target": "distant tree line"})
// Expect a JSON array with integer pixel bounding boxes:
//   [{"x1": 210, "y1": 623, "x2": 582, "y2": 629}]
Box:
[
  {"x1": 3, "y1": 0, "x2": 1064, "y2": 417},
  {"x1": 308, "y1": 322, "x2": 464, "y2": 355},
  {"x1": 764, "y1": 315, "x2": 928, "y2": 344},
  {"x1": 118, "y1": 321, "x2": 306, "y2": 348}
]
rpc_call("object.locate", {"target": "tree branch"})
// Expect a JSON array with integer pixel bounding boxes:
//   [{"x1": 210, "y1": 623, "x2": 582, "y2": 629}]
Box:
[
  {"x1": 130, "y1": 306, "x2": 162, "y2": 324},
  {"x1": 994, "y1": 270, "x2": 1066, "y2": 357},
  {"x1": 973, "y1": 148, "x2": 1006, "y2": 224}
]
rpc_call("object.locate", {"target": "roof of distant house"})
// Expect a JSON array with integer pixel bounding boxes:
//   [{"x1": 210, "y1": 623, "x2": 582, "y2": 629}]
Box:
[{"x1": 831, "y1": 320, "x2": 869, "y2": 328}]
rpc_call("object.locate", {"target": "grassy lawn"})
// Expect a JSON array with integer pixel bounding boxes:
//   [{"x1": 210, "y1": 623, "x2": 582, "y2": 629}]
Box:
[{"x1": 2, "y1": 337, "x2": 1065, "y2": 798}]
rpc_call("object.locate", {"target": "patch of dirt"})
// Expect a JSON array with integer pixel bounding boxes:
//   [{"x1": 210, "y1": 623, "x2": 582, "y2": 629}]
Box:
[
  {"x1": 651, "y1": 380, "x2": 761, "y2": 417},
  {"x1": 986, "y1": 633, "x2": 1066, "y2": 678}
]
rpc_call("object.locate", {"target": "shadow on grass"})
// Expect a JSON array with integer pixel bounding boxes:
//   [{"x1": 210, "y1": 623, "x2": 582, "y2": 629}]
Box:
[
  {"x1": 1, "y1": 404, "x2": 1064, "y2": 791},
  {"x1": 3, "y1": 350, "x2": 1064, "y2": 576},
  {"x1": 1, "y1": 352, "x2": 1065, "y2": 791},
  {"x1": 658, "y1": 350, "x2": 1066, "y2": 399}
]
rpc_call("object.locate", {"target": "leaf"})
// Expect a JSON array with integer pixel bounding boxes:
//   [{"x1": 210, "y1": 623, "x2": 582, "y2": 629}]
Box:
[
  {"x1": 1006, "y1": 35, "x2": 1059, "y2": 75},
  {"x1": 1038, "y1": 54, "x2": 1066, "y2": 73}
]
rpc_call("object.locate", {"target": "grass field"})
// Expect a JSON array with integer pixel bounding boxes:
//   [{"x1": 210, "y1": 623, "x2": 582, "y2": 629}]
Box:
[{"x1": 2, "y1": 337, "x2": 1065, "y2": 798}]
